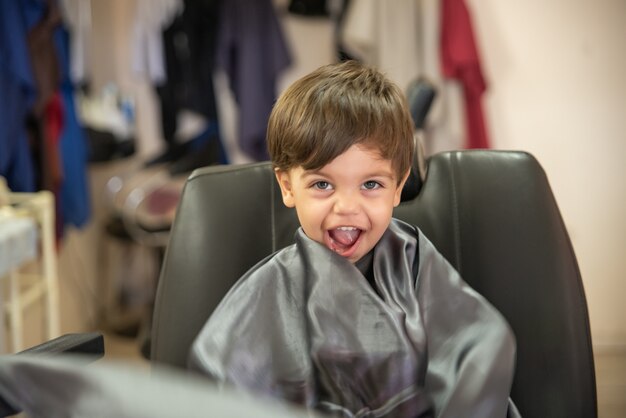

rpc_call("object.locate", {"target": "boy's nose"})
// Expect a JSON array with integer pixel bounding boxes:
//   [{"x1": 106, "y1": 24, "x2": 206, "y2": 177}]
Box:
[{"x1": 333, "y1": 193, "x2": 360, "y2": 215}]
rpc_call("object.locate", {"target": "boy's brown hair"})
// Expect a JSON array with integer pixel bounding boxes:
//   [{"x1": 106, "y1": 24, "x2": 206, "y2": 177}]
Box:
[{"x1": 267, "y1": 60, "x2": 414, "y2": 183}]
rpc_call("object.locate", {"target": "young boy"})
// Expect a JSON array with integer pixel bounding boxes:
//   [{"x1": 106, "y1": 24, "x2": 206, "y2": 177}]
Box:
[{"x1": 189, "y1": 61, "x2": 520, "y2": 418}]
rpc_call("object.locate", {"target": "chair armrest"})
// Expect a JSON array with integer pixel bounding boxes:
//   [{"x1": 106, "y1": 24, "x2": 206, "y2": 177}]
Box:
[
  {"x1": 0, "y1": 333, "x2": 104, "y2": 416},
  {"x1": 18, "y1": 332, "x2": 104, "y2": 359}
]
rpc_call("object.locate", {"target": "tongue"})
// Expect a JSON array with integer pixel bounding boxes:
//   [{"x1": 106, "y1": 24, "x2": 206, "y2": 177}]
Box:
[{"x1": 330, "y1": 229, "x2": 360, "y2": 246}]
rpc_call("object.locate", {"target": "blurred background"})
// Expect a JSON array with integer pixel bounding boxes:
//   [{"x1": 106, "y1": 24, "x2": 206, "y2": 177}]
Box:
[{"x1": 1, "y1": 0, "x2": 624, "y2": 416}]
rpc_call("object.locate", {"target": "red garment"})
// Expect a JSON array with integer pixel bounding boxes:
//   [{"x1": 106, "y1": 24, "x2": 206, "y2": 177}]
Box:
[
  {"x1": 43, "y1": 92, "x2": 65, "y2": 240},
  {"x1": 440, "y1": 0, "x2": 490, "y2": 149}
]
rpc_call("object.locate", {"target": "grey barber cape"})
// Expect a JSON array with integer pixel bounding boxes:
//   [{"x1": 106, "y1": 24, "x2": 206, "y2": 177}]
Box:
[
  {"x1": 189, "y1": 219, "x2": 521, "y2": 417},
  {"x1": 0, "y1": 355, "x2": 322, "y2": 418}
]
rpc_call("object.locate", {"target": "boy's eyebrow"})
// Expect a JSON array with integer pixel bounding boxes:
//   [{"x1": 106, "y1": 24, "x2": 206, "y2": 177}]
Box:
[
  {"x1": 299, "y1": 170, "x2": 328, "y2": 182},
  {"x1": 300, "y1": 169, "x2": 396, "y2": 180},
  {"x1": 299, "y1": 169, "x2": 319, "y2": 180}
]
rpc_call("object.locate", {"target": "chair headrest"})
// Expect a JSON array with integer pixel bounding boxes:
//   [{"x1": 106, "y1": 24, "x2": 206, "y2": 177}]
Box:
[
  {"x1": 400, "y1": 141, "x2": 427, "y2": 202},
  {"x1": 406, "y1": 77, "x2": 437, "y2": 131},
  {"x1": 400, "y1": 78, "x2": 437, "y2": 202}
]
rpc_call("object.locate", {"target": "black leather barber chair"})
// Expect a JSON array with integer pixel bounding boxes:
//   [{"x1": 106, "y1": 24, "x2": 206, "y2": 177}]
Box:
[{"x1": 151, "y1": 150, "x2": 597, "y2": 418}]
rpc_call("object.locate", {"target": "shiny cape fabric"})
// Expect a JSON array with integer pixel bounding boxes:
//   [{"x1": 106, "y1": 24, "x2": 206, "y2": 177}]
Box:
[
  {"x1": 0, "y1": 356, "x2": 324, "y2": 418},
  {"x1": 189, "y1": 219, "x2": 521, "y2": 418}
]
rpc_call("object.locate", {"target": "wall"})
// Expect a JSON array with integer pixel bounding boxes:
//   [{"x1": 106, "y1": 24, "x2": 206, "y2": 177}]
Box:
[{"x1": 468, "y1": 0, "x2": 626, "y2": 349}]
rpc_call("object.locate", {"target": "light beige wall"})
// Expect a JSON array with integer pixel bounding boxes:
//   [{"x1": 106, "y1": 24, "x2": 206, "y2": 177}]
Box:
[{"x1": 467, "y1": 0, "x2": 626, "y2": 349}]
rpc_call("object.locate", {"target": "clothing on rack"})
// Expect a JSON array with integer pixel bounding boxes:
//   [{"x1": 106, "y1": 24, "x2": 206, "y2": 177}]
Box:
[
  {"x1": 330, "y1": 0, "x2": 356, "y2": 62},
  {"x1": 288, "y1": 0, "x2": 329, "y2": 16},
  {"x1": 339, "y1": 0, "x2": 489, "y2": 154},
  {"x1": 440, "y1": 0, "x2": 490, "y2": 149},
  {"x1": 216, "y1": 0, "x2": 292, "y2": 161},
  {"x1": 59, "y1": 0, "x2": 93, "y2": 85},
  {"x1": 0, "y1": 1, "x2": 38, "y2": 193},
  {"x1": 341, "y1": 0, "x2": 421, "y2": 91},
  {"x1": 143, "y1": 0, "x2": 226, "y2": 170},
  {"x1": 134, "y1": 0, "x2": 292, "y2": 165},
  {"x1": 23, "y1": 0, "x2": 65, "y2": 237},
  {"x1": 0, "y1": 0, "x2": 91, "y2": 233},
  {"x1": 56, "y1": 26, "x2": 91, "y2": 228},
  {"x1": 131, "y1": 0, "x2": 183, "y2": 85}
]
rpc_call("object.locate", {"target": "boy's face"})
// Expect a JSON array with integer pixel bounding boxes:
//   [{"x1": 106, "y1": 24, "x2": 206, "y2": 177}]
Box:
[{"x1": 275, "y1": 144, "x2": 409, "y2": 264}]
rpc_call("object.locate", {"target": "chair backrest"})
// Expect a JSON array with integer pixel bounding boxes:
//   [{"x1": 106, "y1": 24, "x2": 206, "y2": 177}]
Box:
[{"x1": 151, "y1": 150, "x2": 597, "y2": 418}]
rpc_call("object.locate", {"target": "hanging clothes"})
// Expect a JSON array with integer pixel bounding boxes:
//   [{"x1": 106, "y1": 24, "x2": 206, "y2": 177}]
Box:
[
  {"x1": 41, "y1": 92, "x2": 66, "y2": 236},
  {"x1": 160, "y1": 0, "x2": 220, "y2": 139},
  {"x1": 329, "y1": 0, "x2": 357, "y2": 62},
  {"x1": 417, "y1": 0, "x2": 467, "y2": 155},
  {"x1": 23, "y1": 0, "x2": 65, "y2": 215},
  {"x1": 59, "y1": 0, "x2": 92, "y2": 86},
  {"x1": 288, "y1": 0, "x2": 329, "y2": 16},
  {"x1": 216, "y1": 0, "x2": 292, "y2": 161},
  {"x1": 340, "y1": 0, "x2": 421, "y2": 92},
  {"x1": 0, "y1": 0, "x2": 91, "y2": 231},
  {"x1": 141, "y1": 0, "x2": 228, "y2": 172},
  {"x1": 55, "y1": 23, "x2": 91, "y2": 229},
  {"x1": 440, "y1": 0, "x2": 490, "y2": 149},
  {"x1": 22, "y1": 0, "x2": 91, "y2": 235},
  {"x1": 0, "y1": 1, "x2": 37, "y2": 192},
  {"x1": 131, "y1": 0, "x2": 183, "y2": 86},
  {"x1": 339, "y1": 0, "x2": 489, "y2": 153}
]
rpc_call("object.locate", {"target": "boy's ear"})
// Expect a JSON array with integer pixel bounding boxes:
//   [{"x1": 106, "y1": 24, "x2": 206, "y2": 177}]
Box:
[
  {"x1": 393, "y1": 170, "x2": 412, "y2": 207},
  {"x1": 274, "y1": 168, "x2": 296, "y2": 208}
]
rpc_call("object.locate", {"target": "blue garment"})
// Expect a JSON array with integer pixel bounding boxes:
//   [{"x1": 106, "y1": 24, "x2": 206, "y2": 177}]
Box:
[
  {"x1": 1, "y1": 0, "x2": 90, "y2": 226},
  {"x1": 0, "y1": 0, "x2": 37, "y2": 192},
  {"x1": 55, "y1": 26, "x2": 91, "y2": 228}
]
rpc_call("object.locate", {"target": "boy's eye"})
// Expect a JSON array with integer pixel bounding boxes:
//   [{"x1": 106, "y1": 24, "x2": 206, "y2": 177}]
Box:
[
  {"x1": 313, "y1": 181, "x2": 332, "y2": 190},
  {"x1": 362, "y1": 181, "x2": 381, "y2": 190}
]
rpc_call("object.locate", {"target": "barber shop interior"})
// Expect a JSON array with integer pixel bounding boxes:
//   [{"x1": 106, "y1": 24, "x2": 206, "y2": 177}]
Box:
[{"x1": 1, "y1": 0, "x2": 624, "y2": 417}]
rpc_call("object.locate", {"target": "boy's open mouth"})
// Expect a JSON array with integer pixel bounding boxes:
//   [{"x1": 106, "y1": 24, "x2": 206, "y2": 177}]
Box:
[{"x1": 326, "y1": 226, "x2": 363, "y2": 258}]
